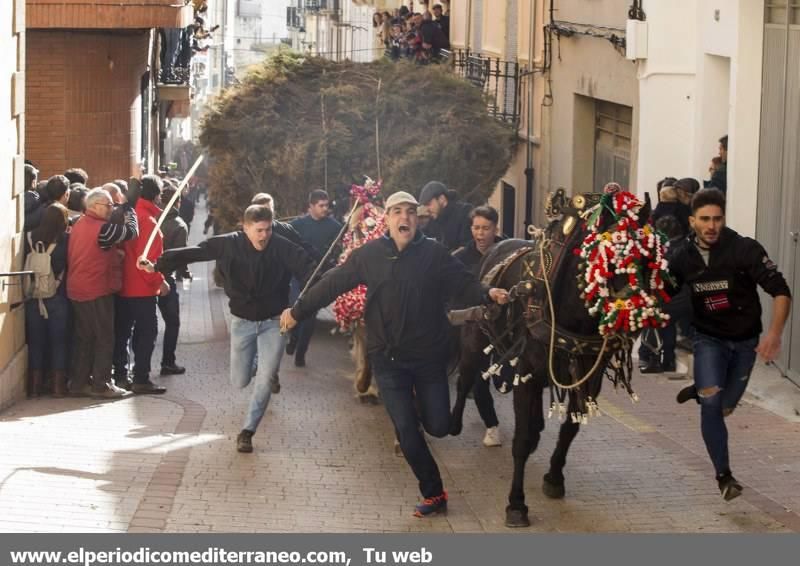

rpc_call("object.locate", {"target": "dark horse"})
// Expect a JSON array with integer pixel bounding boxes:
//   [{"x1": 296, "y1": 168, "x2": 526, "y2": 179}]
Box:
[{"x1": 450, "y1": 189, "x2": 653, "y2": 528}]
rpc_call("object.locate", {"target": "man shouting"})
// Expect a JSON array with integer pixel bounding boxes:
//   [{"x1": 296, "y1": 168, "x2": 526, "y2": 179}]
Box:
[{"x1": 281, "y1": 191, "x2": 509, "y2": 517}]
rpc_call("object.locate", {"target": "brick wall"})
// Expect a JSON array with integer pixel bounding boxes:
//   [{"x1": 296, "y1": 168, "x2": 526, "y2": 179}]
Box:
[{"x1": 25, "y1": 30, "x2": 150, "y2": 184}]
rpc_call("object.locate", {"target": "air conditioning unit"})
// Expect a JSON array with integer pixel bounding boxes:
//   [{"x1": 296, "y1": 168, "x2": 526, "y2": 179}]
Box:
[{"x1": 625, "y1": 19, "x2": 648, "y2": 60}]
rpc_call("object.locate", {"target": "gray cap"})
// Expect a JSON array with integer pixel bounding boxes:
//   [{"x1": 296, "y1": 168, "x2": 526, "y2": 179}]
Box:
[
  {"x1": 384, "y1": 191, "x2": 419, "y2": 211},
  {"x1": 419, "y1": 181, "x2": 447, "y2": 205}
]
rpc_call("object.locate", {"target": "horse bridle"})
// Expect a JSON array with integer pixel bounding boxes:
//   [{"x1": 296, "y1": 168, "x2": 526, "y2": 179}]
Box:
[{"x1": 480, "y1": 190, "x2": 636, "y2": 398}]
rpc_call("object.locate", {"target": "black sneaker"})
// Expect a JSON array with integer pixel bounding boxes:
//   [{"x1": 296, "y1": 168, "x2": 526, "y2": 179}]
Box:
[
  {"x1": 285, "y1": 341, "x2": 296, "y2": 356},
  {"x1": 676, "y1": 385, "x2": 698, "y2": 404},
  {"x1": 237, "y1": 429, "x2": 254, "y2": 453},
  {"x1": 294, "y1": 355, "x2": 306, "y2": 368},
  {"x1": 271, "y1": 376, "x2": 281, "y2": 394},
  {"x1": 639, "y1": 360, "x2": 664, "y2": 374},
  {"x1": 131, "y1": 381, "x2": 167, "y2": 395},
  {"x1": 718, "y1": 473, "x2": 743, "y2": 501},
  {"x1": 160, "y1": 364, "x2": 186, "y2": 376}
]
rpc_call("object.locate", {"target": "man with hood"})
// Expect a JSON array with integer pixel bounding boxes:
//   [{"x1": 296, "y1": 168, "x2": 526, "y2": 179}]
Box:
[{"x1": 418, "y1": 181, "x2": 472, "y2": 252}]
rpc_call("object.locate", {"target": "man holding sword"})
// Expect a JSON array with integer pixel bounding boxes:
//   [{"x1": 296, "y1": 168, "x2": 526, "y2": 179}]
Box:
[
  {"x1": 138, "y1": 205, "x2": 316, "y2": 453},
  {"x1": 114, "y1": 175, "x2": 171, "y2": 394},
  {"x1": 280, "y1": 191, "x2": 510, "y2": 517}
]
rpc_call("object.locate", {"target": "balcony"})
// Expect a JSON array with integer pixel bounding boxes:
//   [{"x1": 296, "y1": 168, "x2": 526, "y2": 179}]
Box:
[
  {"x1": 286, "y1": 7, "x2": 304, "y2": 30},
  {"x1": 450, "y1": 49, "x2": 521, "y2": 129},
  {"x1": 304, "y1": 0, "x2": 341, "y2": 13},
  {"x1": 27, "y1": 0, "x2": 194, "y2": 30},
  {"x1": 157, "y1": 27, "x2": 192, "y2": 102}
]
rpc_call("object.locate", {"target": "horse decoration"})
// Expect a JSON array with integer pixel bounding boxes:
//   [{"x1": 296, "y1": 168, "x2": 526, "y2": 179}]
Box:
[
  {"x1": 332, "y1": 178, "x2": 386, "y2": 401},
  {"x1": 450, "y1": 184, "x2": 671, "y2": 528}
]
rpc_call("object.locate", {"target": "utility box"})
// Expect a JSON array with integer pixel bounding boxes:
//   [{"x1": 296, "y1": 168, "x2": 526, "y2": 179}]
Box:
[{"x1": 626, "y1": 19, "x2": 648, "y2": 60}]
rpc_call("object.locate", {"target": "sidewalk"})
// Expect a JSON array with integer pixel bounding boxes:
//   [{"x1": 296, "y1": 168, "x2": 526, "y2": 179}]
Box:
[{"x1": 0, "y1": 200, "x2": 798, "y2": 533}]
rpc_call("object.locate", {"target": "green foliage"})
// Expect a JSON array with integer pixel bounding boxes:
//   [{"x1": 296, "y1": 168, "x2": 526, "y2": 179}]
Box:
[{"x1": 199, "y1": 52, "x2": 515, "y2": 230}]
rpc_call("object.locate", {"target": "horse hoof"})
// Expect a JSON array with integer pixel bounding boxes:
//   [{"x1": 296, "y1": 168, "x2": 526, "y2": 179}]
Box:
[
  {"x1": 505, "y1": 505, "x2": 530, "y2": 528},
  {"x1": 542, "y1": 473, "x2": 566, "y2": 499}
]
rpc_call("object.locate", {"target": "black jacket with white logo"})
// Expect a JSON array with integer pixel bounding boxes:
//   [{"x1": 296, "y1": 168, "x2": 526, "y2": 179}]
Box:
[{"x1": 669, "y1": 227, "x2": 791, "y2": 340}]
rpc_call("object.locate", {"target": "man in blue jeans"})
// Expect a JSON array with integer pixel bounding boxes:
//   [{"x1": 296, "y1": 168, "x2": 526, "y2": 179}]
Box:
[
  {"x1": 669, "y1": 189, "x2": 791, "y2": 501},
  {"x1": 141, "y1": 205, "x2": 315, "y2": 453},
  {"x1": 281, "y1": 191, "x2": 509, "y2": 517}
]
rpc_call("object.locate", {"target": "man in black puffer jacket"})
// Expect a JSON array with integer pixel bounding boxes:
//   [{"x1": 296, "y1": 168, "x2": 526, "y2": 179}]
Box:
[{"x1": 280, "y1": 191, "x2": 510, "y2": 519}]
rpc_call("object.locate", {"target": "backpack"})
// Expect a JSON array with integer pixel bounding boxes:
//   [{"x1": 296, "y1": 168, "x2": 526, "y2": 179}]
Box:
[{"x1": 24, "y1": 233, "x2": 63, "y2": 318}]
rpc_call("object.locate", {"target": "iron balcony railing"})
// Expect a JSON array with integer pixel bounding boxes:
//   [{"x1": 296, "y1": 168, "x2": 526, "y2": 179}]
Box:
[{"x1": 448, "y1": 49, "x2": 521, "y2": 130}]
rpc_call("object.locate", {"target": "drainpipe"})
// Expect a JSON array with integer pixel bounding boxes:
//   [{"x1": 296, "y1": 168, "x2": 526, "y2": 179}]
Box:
[
  {"x1": 524, "y1": 0, "x2": 537, "y2": 238},
  {"x1": 466, "y1": 0, "x2": 472, "y2": 53}
]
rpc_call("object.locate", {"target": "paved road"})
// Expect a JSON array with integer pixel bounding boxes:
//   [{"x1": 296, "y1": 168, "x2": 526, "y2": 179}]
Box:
[{"x1": 1, "y1": 201, "x2": 798, "y2": 533}]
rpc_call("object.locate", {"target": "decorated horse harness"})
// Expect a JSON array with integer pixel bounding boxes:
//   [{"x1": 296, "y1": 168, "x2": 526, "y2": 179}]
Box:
[{"x1": 474, "y1": 187, "x2": 671, "y2": 422}]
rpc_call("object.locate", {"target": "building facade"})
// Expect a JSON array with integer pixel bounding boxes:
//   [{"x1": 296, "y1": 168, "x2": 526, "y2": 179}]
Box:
[
  {"x1": 24, "y1": 0, "x2": 193, "y2": 182},
  {"x1": 635, "y1": 0, "x2": 798, "y2": 377},
  {"x1": 287, "y1": 0, "x2": 400, "y2": 62},
  {"x1": 0, "y1": 0, "x2": 27, "y2": 411}
]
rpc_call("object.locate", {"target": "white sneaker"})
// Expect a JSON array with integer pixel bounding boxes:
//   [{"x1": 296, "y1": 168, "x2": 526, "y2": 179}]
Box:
[{"x1": 483, "y1": 426, "x2": 502, "y2": 447}]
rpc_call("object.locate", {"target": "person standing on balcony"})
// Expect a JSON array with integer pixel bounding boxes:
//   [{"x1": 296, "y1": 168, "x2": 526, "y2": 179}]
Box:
[
  {"x1": 432, "y1": 3, "x2": 449, "y2": 41},
  {"x1": 419, "y1": 10, "x2": 449, "y2": 60}
]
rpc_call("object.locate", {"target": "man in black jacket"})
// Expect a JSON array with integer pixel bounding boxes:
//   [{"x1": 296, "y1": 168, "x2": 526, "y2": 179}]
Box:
[
  {"x1": 157, "y1": 184, "x2": 190, "y2": 376},
  {"x1": 418, "y1": 181, "x2": 472, "y2": 252},
  {"x1": 288, "y1": 189, "x2": 342, "y2": 367},
  {"x1": 280, "y1": 191, "x2": 509, "y2": 517},
  {"x1": 141, "y1": 205, "x2": 315, "y2": 454},
  {"x1": 250, "y1": 192, "x2": 319, "y2": 393},
  {"x1": 670, "y1": 189, "x2": 791, "y2": 501},
  {"x1": 453, "y1": 206, "x2": 505, "y2": 447}
]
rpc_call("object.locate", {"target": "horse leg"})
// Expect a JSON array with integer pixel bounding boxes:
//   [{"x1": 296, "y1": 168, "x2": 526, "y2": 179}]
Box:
[
  {"x1": 506, "y1": 379, "x2": 545, "y2": 528},
  {"x1": 543, "y1": 393, "x2": 581, "y2": 499},
  {"x1": 450, "y1": 325, "x2": 483, "y2": 436}
]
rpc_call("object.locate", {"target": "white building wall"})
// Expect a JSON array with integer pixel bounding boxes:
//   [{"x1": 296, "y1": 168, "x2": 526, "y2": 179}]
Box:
[
  {"x1": 635, "y1": 0, "x2": 698, "y2": 197},
  {"x1": 637, "y1": 0, "x2": 763, "y2": 235},
  {"x1": 0, "y1": 0, "x2": 28, "y2": 411}
]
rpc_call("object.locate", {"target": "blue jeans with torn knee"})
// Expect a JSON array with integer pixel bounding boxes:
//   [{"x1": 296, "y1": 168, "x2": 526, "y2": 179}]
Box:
[
  {"x1": 229, "y1": 315, "x2": 285, "y2": 433},
  {"x1": 692, "y1": 331, "x2": 758, "y2": 477},
  {"x1": 370, "y1": 352, "x2": 450, "y2": 498}
]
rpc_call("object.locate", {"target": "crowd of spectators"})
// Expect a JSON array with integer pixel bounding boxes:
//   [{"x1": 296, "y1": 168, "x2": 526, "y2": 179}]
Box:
[
  {"x1": 374, "y1": 2, "x2": 450, "y2": 63},
  {"x1": 21, "y1": 162, "x2": 197, "y2": 398}
]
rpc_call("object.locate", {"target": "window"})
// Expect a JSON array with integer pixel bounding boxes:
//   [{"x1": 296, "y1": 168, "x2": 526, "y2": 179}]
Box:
[{"x1": 593, "y1": 100, "x2": 632, "y2": 192}]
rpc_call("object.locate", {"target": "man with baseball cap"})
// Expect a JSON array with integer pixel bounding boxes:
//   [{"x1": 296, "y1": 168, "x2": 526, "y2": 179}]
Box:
[
  {"x1": 281, "y1": 190, "x2": 509, "y2": 518},
  {"x1": 418, "y1": 181, "x2": 473, "y2": 251}
]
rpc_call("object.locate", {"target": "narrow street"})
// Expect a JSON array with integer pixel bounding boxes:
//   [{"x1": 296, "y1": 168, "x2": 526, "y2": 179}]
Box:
[{"x1": 1, "y1": 200, "x2": 799, "y2": 534}]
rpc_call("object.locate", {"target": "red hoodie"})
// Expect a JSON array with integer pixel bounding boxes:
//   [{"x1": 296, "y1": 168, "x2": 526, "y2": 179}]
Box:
[{"x1": 120, "y1": 198, "x2": 165, "y2": 297}]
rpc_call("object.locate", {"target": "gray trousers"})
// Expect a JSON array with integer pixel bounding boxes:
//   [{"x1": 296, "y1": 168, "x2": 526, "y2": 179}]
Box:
[{"x1": 70, "y1": 294, "x2": 115, "y2": 390}]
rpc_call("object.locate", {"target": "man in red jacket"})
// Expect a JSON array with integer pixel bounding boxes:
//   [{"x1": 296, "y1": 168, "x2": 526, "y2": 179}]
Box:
[{"x1": 113, "y1": 175, "x2": 170, "y2": 394}]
